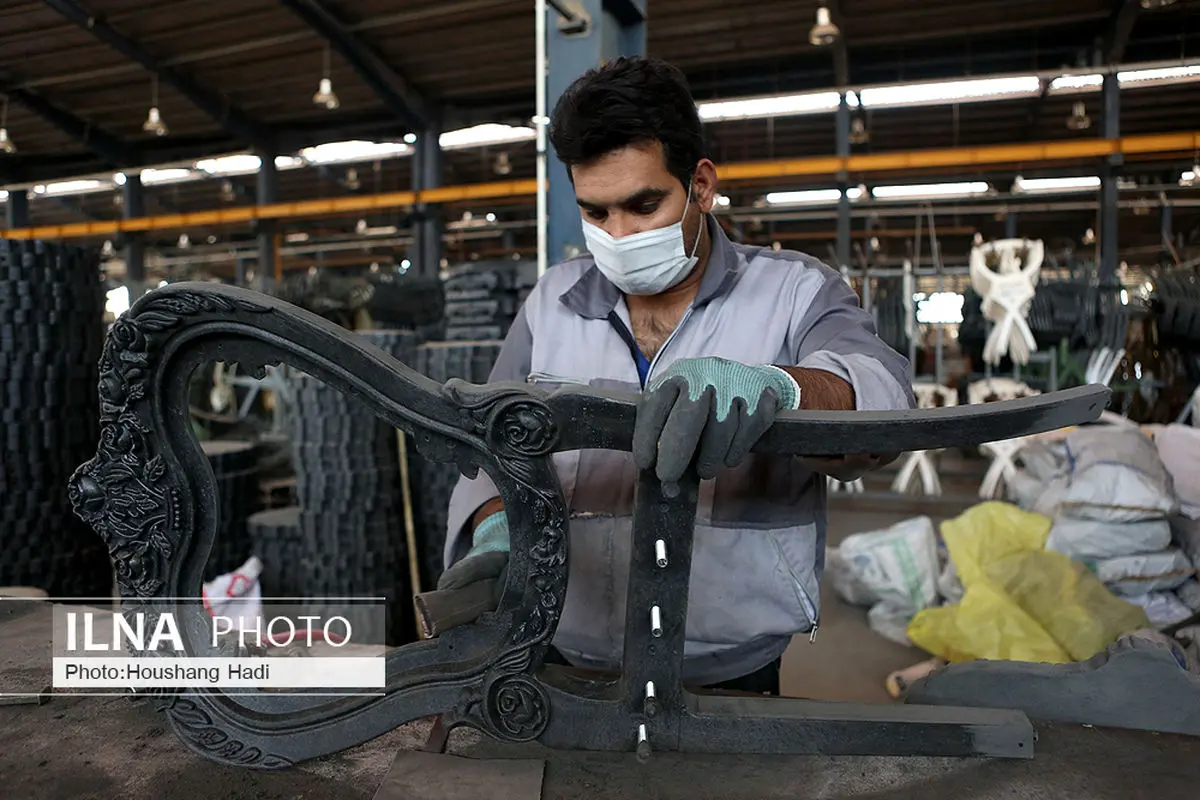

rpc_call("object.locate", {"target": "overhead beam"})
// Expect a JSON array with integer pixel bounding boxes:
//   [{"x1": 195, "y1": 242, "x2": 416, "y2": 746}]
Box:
[
  {"x1": 42, "y1": 0, "x2": 273, "y2": 149},
  {"x1": 278, "y1": 0, "x2": 427, "y2": 130},
  {"x1": 828, "y1": 0, "x2": 850, "y2": 88},
  {"x1": 5, "y1": 87, "x2": 135, "y2": 167},
  {"x1": 1098, "y1": 0, "x2": 1142, "y2": 65}
]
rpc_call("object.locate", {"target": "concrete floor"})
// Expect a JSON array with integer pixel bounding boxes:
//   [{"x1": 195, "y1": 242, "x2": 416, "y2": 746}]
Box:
[{"x1": 4, "y1": 458, "x2": 1199, "y2": 797}]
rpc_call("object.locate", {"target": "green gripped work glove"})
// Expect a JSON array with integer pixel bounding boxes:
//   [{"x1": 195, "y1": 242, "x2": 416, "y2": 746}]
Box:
[
  {"x1": 633, "y1": 357, "x2": 802, "y2": 489},
  {"x1": 437, "y1": 510, "x2": 509, "y2": 592}
]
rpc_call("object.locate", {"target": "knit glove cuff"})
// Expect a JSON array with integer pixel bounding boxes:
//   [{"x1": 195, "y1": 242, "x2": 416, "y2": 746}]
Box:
[{"x1": 469, "y1": 510, "x2": 510, "y2": 556}]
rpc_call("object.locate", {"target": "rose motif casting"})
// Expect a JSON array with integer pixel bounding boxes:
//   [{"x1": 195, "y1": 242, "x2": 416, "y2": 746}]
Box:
[
  {"x1": 492, "y1": 400, "x2": 557, "y2": 458},
  {"x1": 486, "y1": 674, "x2": 549, "y2": 742}
]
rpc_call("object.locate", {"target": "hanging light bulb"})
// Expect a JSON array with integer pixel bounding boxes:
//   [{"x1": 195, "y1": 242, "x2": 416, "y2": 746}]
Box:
[
  {"x1": 493, "y1": 151, "x2": 512, "y2": 175},
  {"x1": 809, "y1": 5, "x2": 840, "y2": 47},
  {"x1": 0, "y1": 95, "x2": 16, "y2": 155},
  {"x1": 313, "y1": 45, "x2": 340, "y2": 110},
  {"x1": 849, "y1": 116, "x2": 870, "y2": 145},
  {"x1": 143, "y1": 75, "x2": 168, "y2": 136},
  {"x1": 1066, "y1": 101, "x2": 1092, "y2": 131},
  {"x1": 344, "y1": 167, "x2": 360, "y2": 190},
  {"x1": 1181, "y1": 163, "x2": 1198, "y2": 187},
  {"x1": 219, "y1": 180, "x2": 236, "y2": 202},
  {"x1": 177, "y1": 233, "x2": 191, "y2": 249},
  {"x1": 1082, "y1": 227, "x2": 1096, "y2": 245}
]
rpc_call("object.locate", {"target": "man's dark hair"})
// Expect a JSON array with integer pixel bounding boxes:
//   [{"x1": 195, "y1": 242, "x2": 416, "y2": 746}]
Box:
[{"x1": 549, "y1": 56, "x2": 707, "y2": 188}]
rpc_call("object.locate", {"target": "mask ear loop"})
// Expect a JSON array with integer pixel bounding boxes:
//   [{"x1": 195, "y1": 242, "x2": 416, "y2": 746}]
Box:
[{"x1": 683, "y1": 177, "x2": 704, "y2": 259}]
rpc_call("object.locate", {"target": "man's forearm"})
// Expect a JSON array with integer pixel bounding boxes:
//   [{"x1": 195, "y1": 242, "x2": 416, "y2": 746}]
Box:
[{"x1": 777, "y1": 366, "x2": 855, "y2": 411}]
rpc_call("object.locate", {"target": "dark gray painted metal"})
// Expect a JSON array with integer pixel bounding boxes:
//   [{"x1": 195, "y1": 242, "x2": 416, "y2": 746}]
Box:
[
  {"x1": 906, "y1": 632, "x2": 1200, "y2": 737},
  {"x1": 68, "y1": 283, "x2": 1110, "y2": 769},
  {"x1": 836, "y1": 95, "x2": 851, "y2": 268},
  {"x1": 827, "y1": 0, "x2": 850, "y2": 87},
  {"x1": 42, "y1": 0, "x2": 273, "y2": 149},
  {"x1": 1160, "y1": 200, "x2": 1173, "y2": 256},
  {"x1": 412, "y1": 124, "x2": 443, "y2": 277},
  {"x1": 6, "y1": 88, "x2": 135, "y2": 167},
  {"x1": 257, "y1": 152, "x2": 279, "y2": 291},
  {"x1": 1099, "y1": 0, "x2": 1142, "y2": 65},
  {"x1": 1005, "y1": 211, "x2": 1018, "y2": 240},
  {"x1": 278, "y1": 0, "x2": 427, "y2": 130},
  {"x1": 4, "y1": 188, "x2": 29, "y2": 228},
  {"x1": 1100, "y1": 71, "x2": 1121, "y2": 283},
  {"x1": 123, "y1": 174, "x2": 146, "y2": 286}
]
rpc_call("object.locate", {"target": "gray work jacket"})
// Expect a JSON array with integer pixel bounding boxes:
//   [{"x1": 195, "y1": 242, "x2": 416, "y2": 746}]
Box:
[{"x1": 445, "y1": 217, "x2": 914, "y2": 685}]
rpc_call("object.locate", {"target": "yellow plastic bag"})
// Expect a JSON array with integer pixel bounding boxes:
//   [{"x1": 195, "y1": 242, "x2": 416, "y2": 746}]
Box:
[
  {"x1": 985, "y1": 549, "x2": 1149, "y2": 661},
  {"x1": 907, "y1": 501, "x2": 1149, "y2": 664},
  {"x1": 940, "y1": 501, "x2": 1052, "y2": 588}
]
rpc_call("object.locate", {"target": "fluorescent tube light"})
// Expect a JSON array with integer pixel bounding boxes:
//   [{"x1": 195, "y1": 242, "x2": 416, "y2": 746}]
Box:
[
  {"x1": 872, "y1": 181, "x2": 990, "y2": 200},
  {"x1": 196, "y1": 154, "x2": 262, "y2": 176},
  {"x1": 140, "y1": 168, "x2": 195, "y2": 185},
  {"x1": 41, "y1": 179, "x2": 108, "y2": 196},
  {"x1": 765, "y1": 187, "x2": 864, "y2": 205},
  {"x1": 1014, "y1": 176, "x2": 1101, "y2": 193},
  {"x1": 698, "y1": 91, "x2": 842, "y2": 122},
  {"x1": 300, "y1": 140, "x2": 412, "y2": 165},
  {"x1": 858, "y1": 76, "x2": 1041, "y2": 109},
  {"x1": 1119, "y1": 65, "x2": 1200, "y2": 84},
  {"x1": 439, "y1": 123, "x2": 537, "y2": 149}
]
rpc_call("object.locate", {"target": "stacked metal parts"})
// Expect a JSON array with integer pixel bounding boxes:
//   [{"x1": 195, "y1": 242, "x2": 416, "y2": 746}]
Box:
[
  {"x1": 200, "y1": 440, "x2": 261, "y2": 581},
  {"x1": 287, "y1": 330, "x2": 419, "y2": 645},
  {"x1": 442, "y1": 259, "x2": 537, "y2": 341},
  {"x1": 246, "y1": 506, "x2": 303, "y2": 598},
  {"x1": 0, "y1": 239, "x2": 110, "y2": 596},
  {"x1": 410, "y1": 340, "x2": 503, "y2": 588}
]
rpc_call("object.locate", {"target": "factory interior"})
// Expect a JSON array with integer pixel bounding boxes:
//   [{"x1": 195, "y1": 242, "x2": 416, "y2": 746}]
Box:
[{"x1": 2, "y1": 1, "x2": 1200, "y2": 798}]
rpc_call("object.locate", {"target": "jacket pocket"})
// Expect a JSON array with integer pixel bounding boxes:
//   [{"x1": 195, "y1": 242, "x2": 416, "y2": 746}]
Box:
[{"x1": 685, "y1": 523, "x2": 820, "y2": 646}]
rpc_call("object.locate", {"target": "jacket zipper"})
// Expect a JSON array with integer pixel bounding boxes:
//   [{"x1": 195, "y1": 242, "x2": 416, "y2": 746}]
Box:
[{"x1": 769, "y1": 536, "x2": 821, "y2": 641}]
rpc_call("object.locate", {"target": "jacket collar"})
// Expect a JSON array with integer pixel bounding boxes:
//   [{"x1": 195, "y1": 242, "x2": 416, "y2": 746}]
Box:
[{"x1": 558, "y1": 215, "x2": 742, "y2": 320}]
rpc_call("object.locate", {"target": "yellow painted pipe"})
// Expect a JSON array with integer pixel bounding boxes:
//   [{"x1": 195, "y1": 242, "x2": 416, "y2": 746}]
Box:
[{"x1": 3, "y1": 132, "x2": 1197, "y2": 240}]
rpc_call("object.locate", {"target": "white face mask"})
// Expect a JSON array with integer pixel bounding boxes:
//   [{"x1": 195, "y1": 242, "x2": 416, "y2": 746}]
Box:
[{"x1": 581, "y1": 181, "x2": 703, "y2": 296}]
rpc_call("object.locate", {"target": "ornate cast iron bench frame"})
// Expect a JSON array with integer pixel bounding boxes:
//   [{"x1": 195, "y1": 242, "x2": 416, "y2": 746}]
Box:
[{"x1": 69, "y1": 283, "x2": 1108, "y2": 769}]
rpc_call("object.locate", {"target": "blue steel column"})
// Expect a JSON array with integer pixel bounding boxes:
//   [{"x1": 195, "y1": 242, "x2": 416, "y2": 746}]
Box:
[
  {"x1": 412, "y1": 121, "x2": 444, "y2": 276},
  {"x1": 257, "y1": 151, "x2": 279, "y2": 292},
  {"x1": 546, "y1": 0, "x2": 646, "y2": 264},
  {"x1": 1004, "y1": 212, "x2": 1018, "y2": 240},
  {"x1": 4, "y1": 189, "x2": 29, "y2": 228},
  {"x1": 122, "y1": 175, "x2": 146, "y2": 298},
  {"x1": 1100, "y1": 72, "x2": 1121, "y2": 283},
  {"x1": 835, "y1": 95, "x2": 851, "y2": 269}
]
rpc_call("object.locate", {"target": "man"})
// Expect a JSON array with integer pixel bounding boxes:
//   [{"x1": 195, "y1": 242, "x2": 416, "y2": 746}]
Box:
[{"x1": 440, "y1": 56, "x2": 914, "y2": 694}]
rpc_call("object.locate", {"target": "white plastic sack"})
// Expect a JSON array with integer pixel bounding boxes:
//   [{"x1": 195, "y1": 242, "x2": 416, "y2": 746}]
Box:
[
  {"x1": 1055, "y1": 428, "x2": 1178, "y2": 522},
  {"x1": 1093, "y1": 549, "x2": 1195, "y2": 596},
  {"x1": 1171, "y1": 515, "x2": 1200, "y2": 568},
  {"x1": 1123, "y1": 591, "x2": 1195, "y2": 628},
  {"x1": 826, "y1": 546, "x2": 878, "y2": 607},
  {"x1": 867, "y1": 601, "x2": 915, "y2": 647},
  {"x1": 1153, "y1": 424, "x2": 1200, "y2": 518},
  {"x1": 202, "y1": 556, "x2": 264, "y2": 639},
  {"x1": 1046, "y1": 516, "x2": 1173, "y2": 561},
  {"x1": 1176, "y1": 579, "x2": 1200, "y2": 613},
  {"x1": 838, "y1": 516, "x2": 940, "y2": 614}
]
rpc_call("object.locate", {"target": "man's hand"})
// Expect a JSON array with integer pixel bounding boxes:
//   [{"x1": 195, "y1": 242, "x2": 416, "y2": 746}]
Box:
[
  {"x1": 633, "y1": 357, "x2": 801, "y2": 490},
  {"x1": 800, "y1": 453, "x2": 899, "y2": 483},
  {"x1": 437, "y1": 508, "x2": 509, "y2": 593}
]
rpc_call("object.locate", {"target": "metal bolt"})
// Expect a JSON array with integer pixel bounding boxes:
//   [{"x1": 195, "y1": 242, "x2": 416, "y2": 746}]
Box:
[
  {"x1": 636, "y1": 723, "x2": 651, "y2": 763},
  {"x1": 644, "y1": 681, "x2": 658, "y2": 717},
  {"x1": 654, "y1": 539, "x2": 668, "y2": 568},
  {"x1": 650, "y1": 605, "x2": 662, "y2": 637}
]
